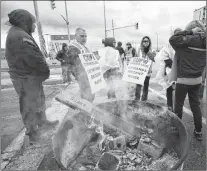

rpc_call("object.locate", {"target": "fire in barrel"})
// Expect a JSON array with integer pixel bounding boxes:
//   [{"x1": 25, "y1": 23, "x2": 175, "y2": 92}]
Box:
[{"x1": 52, "y1": 97, "x2": 190, "y2": 170}]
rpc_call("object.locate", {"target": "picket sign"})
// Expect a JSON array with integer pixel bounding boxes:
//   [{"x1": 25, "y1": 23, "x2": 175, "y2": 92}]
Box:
[
  {"x1": 122, "y1": 57, "x2": 152, "y2": 86},
  {"x1": 79, "y1": 53, "x2": 106, "y2": 94}
]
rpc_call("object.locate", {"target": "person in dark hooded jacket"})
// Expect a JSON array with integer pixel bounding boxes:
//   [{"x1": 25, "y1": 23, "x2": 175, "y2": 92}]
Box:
[
  {"x1": 116, "y1": 41, "x2": 125, "y2": 73},
  {"x1": 56, "y1": 43, "x2": 73, "y2": 84},
  {"x1": 5, "y1": 9, "x2": 59, "y2": 143},
  {"x1": 169, "y1": 20, "x2": 206, "y2": 141}
]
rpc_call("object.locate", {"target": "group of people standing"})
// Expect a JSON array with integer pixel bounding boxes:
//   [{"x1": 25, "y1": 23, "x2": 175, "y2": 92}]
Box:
[
  {"x1": 155, "y1": 20, "x2": 206, "y2": 141},
  {"x1": 115, "y1": 37, "x2": 156, "y2": 101},
  {"x1": 5, "y1": 8, "x2": 206, "y2": 144}
]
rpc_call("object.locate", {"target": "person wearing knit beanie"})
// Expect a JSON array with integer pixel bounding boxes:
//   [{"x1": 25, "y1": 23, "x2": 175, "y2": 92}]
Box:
[{"x1": 5, "y1": 9, "x2": 59, "y2": 144}]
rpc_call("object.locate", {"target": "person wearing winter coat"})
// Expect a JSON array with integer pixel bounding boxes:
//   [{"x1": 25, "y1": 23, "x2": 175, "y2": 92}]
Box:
[
  {"x1": 169, "y1": 20, "x2": 206, "y2": 141},
  {"x1": 98, "y1": 37, "x2": 121, "y2": 99},
  {"x1": 66, "y1": 28, "x2": 95, "y2": 102},
  {"x1": 135, "y1": 36, "x2": 156, "y2": 101},
  {"x1": 153, "y1": 28, "x2": 182, "y2": 111},
  {"x1": 124, "y1": 42, "x2": 136, "y2": 66},
  {"x1": 5, "y1": 9, "x2": 59, "y2": 143},
  {"x1": 116, "y1": 41, "x2": 125, "y2": 73},
  {"x1": 56, "y1": 43, "x2": 73, "y2": 84}
]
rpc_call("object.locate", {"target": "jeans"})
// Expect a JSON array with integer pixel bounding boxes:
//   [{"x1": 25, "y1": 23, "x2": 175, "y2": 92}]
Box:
[
  {"x1": 175, "y1": 83, "x2": 202, "y2": 132},
  {"x1": 12, "y1": 78, "x2": 47, "y2": 136},
  {"x1": 62, "y1": 64, "x2": 72, "y2": 83},
  {"x1": 166, "y1": 86, "x2": 173, "y2": 107},
  {"x1": 135, "y1": 76, "x2": 150, "y2": 101}
]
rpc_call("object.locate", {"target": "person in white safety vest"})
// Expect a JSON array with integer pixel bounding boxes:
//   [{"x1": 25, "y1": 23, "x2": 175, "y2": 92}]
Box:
[
  {"x1": 66, "y1": 28, "x2": 95, "y2": 102},
  {"x1": 124, "y1": 42, "x2": 136, "y2": 66}
]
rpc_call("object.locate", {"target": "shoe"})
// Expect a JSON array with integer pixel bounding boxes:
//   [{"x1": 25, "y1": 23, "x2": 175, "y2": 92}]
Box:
[
  {"x1": 38, "y1": 120, "x2": 59, "y2": 132},
  {"x1": 28, "y1": 131, "x2": 41, "y2": 145},
  {"x1": 194, "y1": 129, "x2": 202, "y2": 141},
  {"x1": 168, "y1": 106, "x2": 173, "y2": 112}
]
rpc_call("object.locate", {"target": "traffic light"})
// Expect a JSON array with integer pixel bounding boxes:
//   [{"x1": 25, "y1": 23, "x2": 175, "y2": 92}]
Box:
[
  {"x1": 50, "y1": 0, "x2": 56, "y2": 10},
  {"x1": 135, "y1": 22, "x2": 138, "y2": 29}
]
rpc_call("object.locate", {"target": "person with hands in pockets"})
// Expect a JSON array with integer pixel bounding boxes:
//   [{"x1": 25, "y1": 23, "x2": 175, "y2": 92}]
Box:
[{"x1": 5, "y1": 9, "x2": 59, "y2": 144}]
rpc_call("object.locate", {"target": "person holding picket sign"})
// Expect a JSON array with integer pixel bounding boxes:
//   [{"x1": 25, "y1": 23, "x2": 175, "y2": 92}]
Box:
[
  {"x1": 98, "y1": 37, "x2": 121, "y2": 99},
  {"x1": 67, "y1": 28, "x2": 95, "y2": 102},
  {"x1": 135, "y1": 36, "x2": 156, "y2": 101}
]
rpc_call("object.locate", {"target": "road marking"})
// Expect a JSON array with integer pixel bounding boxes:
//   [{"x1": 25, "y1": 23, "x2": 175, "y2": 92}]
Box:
[{"x1": 149, "y1": 87, "x2": 206, "y2": 125}]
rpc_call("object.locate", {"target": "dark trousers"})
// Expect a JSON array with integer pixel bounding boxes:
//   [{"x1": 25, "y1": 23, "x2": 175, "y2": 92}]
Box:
[
  {"x1": 135, "y1": 76, "x2": 150, "y2": 101},
  {"x1": 175, "y1": 83, "x2": 202, "y2": 132},
  {"x1": 166, "y1": 86, "x2": 173, "y2": 107},
  {"x1": 12, "y1": 78, "x2": 47, "y2": 135},
  {"x1": 61, "y1": 64, "x2": 72, "y2": 83}
]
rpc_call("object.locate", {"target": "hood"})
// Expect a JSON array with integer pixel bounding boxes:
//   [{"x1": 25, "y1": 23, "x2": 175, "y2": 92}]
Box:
[
  {"x1": 8, "y1": 9, "x2": 36, "y2": 34},
  {"x1": 117, "y1": 41, "x2": 122, "y2": 47},
  {"x1": 104, "y1": 37, "x2": 115, "y2": 48},
  {"x1": 62, "y1": 43, "x2": 68, "y2": 51}
]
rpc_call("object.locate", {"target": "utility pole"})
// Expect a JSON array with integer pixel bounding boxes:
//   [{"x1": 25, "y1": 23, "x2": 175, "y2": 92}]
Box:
[
  {"x1": 33, "y1": 0, "x2": 47, "y2": 57},
  {"x1": 64, "y1": 0, "x2": 70, "y2": 44},
  {"x1": 103, "y1": 0, "x2": 107, "y2": 38},
  {"x1": 156, "y1": 33, "x2": 158, "y2": 51},
  {"x1": 112, "y1": 19, "x2": 115, "y2": 38}
]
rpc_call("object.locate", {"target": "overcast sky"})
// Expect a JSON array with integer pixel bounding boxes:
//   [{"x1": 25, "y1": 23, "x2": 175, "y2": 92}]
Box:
[{"x1": 1, "y1": 1, "x2": 206, "y2": 50}]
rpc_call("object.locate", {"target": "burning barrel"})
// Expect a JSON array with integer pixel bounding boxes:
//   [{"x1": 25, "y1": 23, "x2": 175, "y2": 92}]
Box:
[{"x1": 52, "y1": 100, "x2": 190, "y2": 170}]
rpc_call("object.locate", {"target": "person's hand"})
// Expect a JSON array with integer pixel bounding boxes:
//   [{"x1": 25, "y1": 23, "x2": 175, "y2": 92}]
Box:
[
  {"x1": 62, "y1": 60, "x2": 65, "y2": 63},
  {"x1": 147, "y1": 51, "x2": 156, "y2": 62},
  {"x1": 192, "y1": 27, "x2": 202, "y2": 34}
]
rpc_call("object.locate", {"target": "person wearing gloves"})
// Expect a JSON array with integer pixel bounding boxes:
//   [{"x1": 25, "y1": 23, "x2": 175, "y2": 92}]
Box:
[
  {"x1": 153, "y1": 28, "x2": 182, "y2": 111},
  {"x1": 56, "y1": 43, "x2": 73, "y2": 85},
  {"x1": 135, "y1": 36, "x2": 156, "y2": 101},
  {"x1": 98, "y1": 37, "x2": 121, "y2": 99},
  {"x1": 5, "y1": 9, "x2": 59, "y2": 143},
  {"x1": 169, "y1": 20, "x2": 206, "y2": 141}
]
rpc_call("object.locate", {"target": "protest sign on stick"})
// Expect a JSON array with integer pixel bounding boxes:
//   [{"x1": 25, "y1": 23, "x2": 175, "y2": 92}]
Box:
[
  {"x1": 79, "y1": 53, "x2": 106, "y2": 94},
  {"x1": 122, "y1": 57, "x2": 152, "y2": 85}
]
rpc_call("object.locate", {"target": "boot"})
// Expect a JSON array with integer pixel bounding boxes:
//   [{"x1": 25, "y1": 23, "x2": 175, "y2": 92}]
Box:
[
  {"x1": 38, "y1": 120, "x2": 59, "y2": 132},
  {"x1": 25, "y1": 126, "x2": 40, "y2": 144}
]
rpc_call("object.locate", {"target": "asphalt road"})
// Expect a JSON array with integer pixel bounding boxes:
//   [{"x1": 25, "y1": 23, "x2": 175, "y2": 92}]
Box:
[{"x1": 1, "y1": 65, "x2": 206, "y2": 170}]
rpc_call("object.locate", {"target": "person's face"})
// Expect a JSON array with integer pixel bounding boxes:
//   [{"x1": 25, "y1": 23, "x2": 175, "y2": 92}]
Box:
[
  {"x1": 126, "y1": 44, "x2": 131, "y2": 48},
  {"x1": 142, "y1": 38, "x2": 150, "y2": 48},
  {"x1": 113, "y1": 41, "x2": 116, "y2": 47},
  {"x1": 31, "y1": 23, "x2": 36, "y2": 33},
  {"x1": 75, "y1": 30, "x2": 87, "y2": 45},
  {"x1": 64, "y1": 45, "x2": 68, "y2": 51}
]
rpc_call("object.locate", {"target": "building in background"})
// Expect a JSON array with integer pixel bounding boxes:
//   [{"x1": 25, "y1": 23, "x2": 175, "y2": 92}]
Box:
[
  {"x1": 45, "y1": 34, "x2": 75, "y2": 59},
  {"x1": 193, "y1": 6, "x2": 206, "y2": 26}
]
